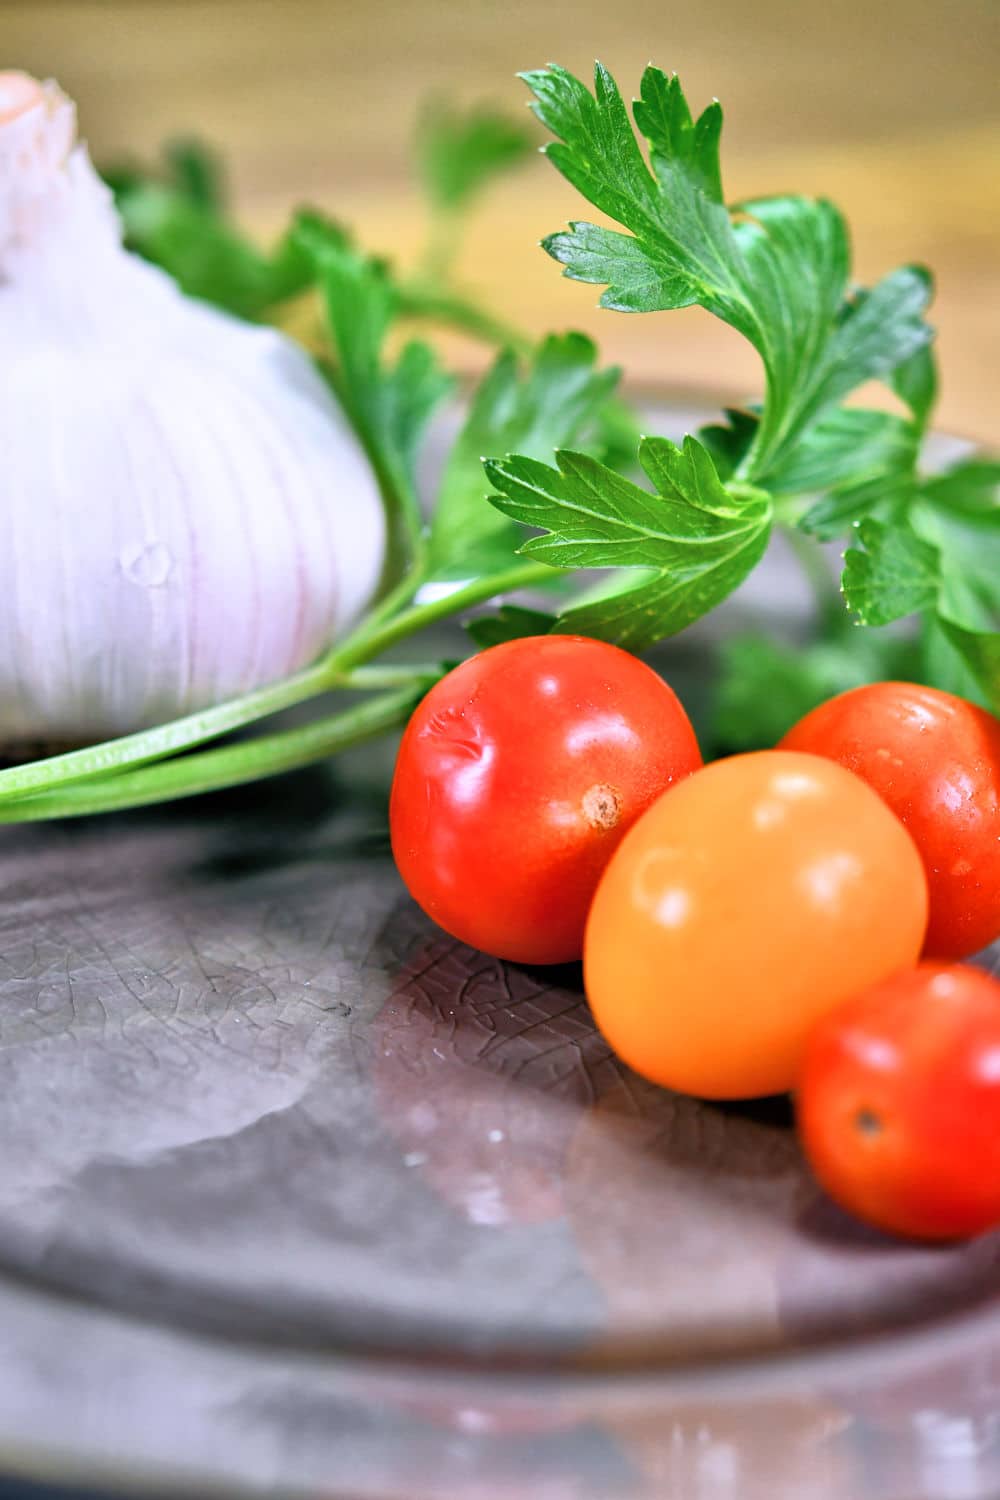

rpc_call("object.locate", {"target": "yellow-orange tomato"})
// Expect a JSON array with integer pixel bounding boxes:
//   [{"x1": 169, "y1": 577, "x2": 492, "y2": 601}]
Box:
[{"x1": 584, "y1": 751, "x2": 929, "y2": 1099}]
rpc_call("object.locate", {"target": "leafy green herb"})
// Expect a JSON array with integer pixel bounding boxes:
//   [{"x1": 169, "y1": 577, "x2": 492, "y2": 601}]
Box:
[
  {"x1": 161, "y1": 137, "x2": 226, "y2": 212},
  {"x1": 417, "y1": 98, "x2": 534, "y2": 216},
  {"x1": 700, "y1": 404, "x2": 921, "y2": 536},
  {"x1": 912, "y1": 494, "x2": 999, "y2": 630},
  {"x1": 939, "y1": 622, "x2": 1000, "y2": 707},
  {"x1": 919, "y1": 614, "x2": 993, "y2": 707},
  {"x1": 842, "y1": 518, "x2": 942, "y2": 626},
  {"x1": 521, "y1": 62, "x2": 933, "y2": 481},
  {"x1": 922, "y1": 457, "x2": 1000, "y2": 513},
  {"x1": 712, "y1": 628, "x2": 920, "y2": 752},
  {"x1": 294, "y1": 213, "x2": 453, "y2": 572},
  {"x1": 105, "y1": 140, "x2": 315, "y2": 319},
  {"x1": 843, "y1": 463, "x2": 999, "y2": 710},
  {"x1": 414, "y1": 96, "x2": 537, "y2": 286},
  {"x1": 9, "y1": 65, "x2": 993, "y2": 824},
  {"x1": 487, "y1": 436, "x2": 772, "y2": 650},
  {"x1": 465, "y1": 604, "x2": 558, "y2": 649},
  {"x1": 104, "y1": 113, "x2": 536, "y2": 355},
  {"x1": 891, "y1": 343, "x2": 939, "y2": 429},
  {"x1": 430, "y1": 332, "x2": 621, "y2": 577}
]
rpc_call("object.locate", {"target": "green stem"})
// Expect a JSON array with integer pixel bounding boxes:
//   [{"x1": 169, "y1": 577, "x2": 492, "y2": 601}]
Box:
[
  {"x1": 398, "y1": 280, "x2": 532, "y2": 356},
  {"x1": 0, "y1": 559, "x2": 552, "y2": 814},
  {"x1": 0, "y1": 659, "x2": 336, "y2": 805},
  {"x1": 331, "y1": 560, "x2": 558, "y2": 669},
  {"x1": 0, "y1": 684, "x2": 425, "y2": 823},
  {"x1": 0, "y1": 659, "x2": 438, "y2": 808},
  {"x1": 783, "y1": 525, "x2": 843, "y2": 632},
  {"x1": 418, "y1": 209, "x2": 461, "y2": 285},
  {"x1": 368, "y1": 445, "x2": 428, "y2": 587},
  {"x1": 323, "y1": 360, "x2": 426, "y2": 584},
  {"x1": 345, "y1": 662, "x2": 444, "y2": 690},
  {"x1": 340, "y1": 557, "x2": 431, "y2": 658}
]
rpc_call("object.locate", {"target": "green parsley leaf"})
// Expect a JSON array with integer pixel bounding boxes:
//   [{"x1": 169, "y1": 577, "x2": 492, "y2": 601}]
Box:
[
  {"x1": 911, "y1": 493, "x2": 1000, "y2": 630},
  {"x1": 416, "y1": 98, "x2": 535, "y2": 214},
  {"x1": 842, "y1": 496, "x2": 999, "y2": 713},
  {"x1": 430, "y1": 332, "x2": 621, "y2": 577},
  {"x1": 712, "y1": 628, "x2": 920, "y2": 752},
  {"x1": 104, "y1": 144, "x2": 314, "y2": 319},
  {"x1": 696, "y1": 408, "x2": 758, "y2": 481},
  {"x1": 162, "y1": 137, "x2": 226, "y2": 212},
  {"x1": 790, "y1": 410, "x2": 920, "y2": 540},
  {"x1": 465, "y1": 604, "x2": 557, "y2": 648},
  {"x1": 769, "y1": 409, "x2": 917, "y2": 504},
  {"x1": 938, "y1": 621, "x2": 1000, "y2": 710},
  {"x1": 921, "y1": 457, "x2": 1000, "y2": 515},
  {"x1": 293, "y1": 213, "x2": 453, "y2": 568},
  {"x1": 842, "y1": 518, "x2": 942, "y2": 626},
  {"x1": 522, "y1": 62, "x2": 933, "y2": 480},
  {"x1": 486, "y1": 435, "x2": 772, "y2": 650},
  {"x1": 842, "y1": 454, "x2": 999, "y2": 631},
  {"x1": 919, "y1": 614, "x2": 993, "y2": 708},
  {"x1": 590, "y1": 395, "x2": 644, "y2": 475},
  {"x1": 891, "y1": 343, "x2": 939, "y2": 429}
]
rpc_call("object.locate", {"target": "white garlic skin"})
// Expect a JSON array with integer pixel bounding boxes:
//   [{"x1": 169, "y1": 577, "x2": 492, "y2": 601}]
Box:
[{"x1": 0, "y1": 75, "x2": 386, "y2": 741}]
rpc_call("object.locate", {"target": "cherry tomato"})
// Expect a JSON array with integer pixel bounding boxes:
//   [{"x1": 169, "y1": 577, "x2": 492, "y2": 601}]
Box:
[
  {"x1": 390, "y1": 636, "x2": 702, "y2": 965},
  {"x1": 798, "y1": 962, "x2": 1000, "y2": 1240},
  {"x1": 780, "y1": 682, "x2": 1000, "y2": 959},
  {"x1": 584, "y1": 750, "x2": 928, "y2": 1099}
]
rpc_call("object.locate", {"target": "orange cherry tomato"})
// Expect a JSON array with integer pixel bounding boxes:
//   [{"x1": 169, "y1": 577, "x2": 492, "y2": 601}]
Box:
[
  {"x1": 781, "y1": 682, "x2": 1000, "y2": 959},
  {"x1": 584, "y1": 750, "x2": 929, "y2": 1099},
  {"x1": 799, "y1": 962, "x2": 1000, "y2": 1240}
]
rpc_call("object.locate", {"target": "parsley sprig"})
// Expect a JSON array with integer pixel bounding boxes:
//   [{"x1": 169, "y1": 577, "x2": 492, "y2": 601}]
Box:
[
  {"x1": 485, "y1": 62, "x2": 995, "y2": 718},
  {"x1": 522, "y1": 63, "x2": 933, "y2": 481},
  {"x1": 3, "y1": 62, "x2": 995, "y2": 820}
]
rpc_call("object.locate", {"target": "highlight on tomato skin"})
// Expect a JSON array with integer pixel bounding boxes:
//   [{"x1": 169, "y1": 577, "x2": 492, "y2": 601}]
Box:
[
  {"x1": 797, "y1": 962, "x2": 1000, "y2": 1242},
  {"x1": 389, "y1": 635, "x2": 703, "y2": 965},
  {"x1": 780, "y1": 681, "x2": 1000, "y2": 960},
  {"x1": 583, "y1": 750, "x2": 929, "y2": 1100}
]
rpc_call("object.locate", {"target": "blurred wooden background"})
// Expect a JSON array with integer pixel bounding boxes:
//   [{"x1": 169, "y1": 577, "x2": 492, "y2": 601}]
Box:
[{"x1": 4, "y1": 0, "x2": 999, "y2": 441}]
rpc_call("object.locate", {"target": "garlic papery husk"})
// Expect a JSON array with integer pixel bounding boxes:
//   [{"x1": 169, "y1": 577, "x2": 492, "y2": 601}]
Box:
[{"x1": 1, "y1": 73, "x2": 386, "y2": 743}]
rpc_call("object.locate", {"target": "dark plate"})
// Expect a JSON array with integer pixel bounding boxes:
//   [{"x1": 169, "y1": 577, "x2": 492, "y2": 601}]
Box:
[{"x1": 0, "y1": 400, "x2": 996, "y2": 1500}]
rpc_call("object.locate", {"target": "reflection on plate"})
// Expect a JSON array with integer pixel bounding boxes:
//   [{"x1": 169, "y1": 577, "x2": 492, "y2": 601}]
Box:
[{"x1": 0, "y1": 400, "x2": 995, "y2": 1500}]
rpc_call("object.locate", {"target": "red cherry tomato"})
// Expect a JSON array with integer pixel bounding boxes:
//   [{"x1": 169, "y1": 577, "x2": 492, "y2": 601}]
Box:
[
  {"x1": 584, "y1": 750, "x2": 928, "y2": 1098},
  {"x1": 781, "y1": 682, "x2": 1000, "y2": 959},
  {"x1": 798, "y1": 962, "x2": 1000, "y2": 1241},
  {"x1": 389, "y1": 636, "x2": 702, "y2": 964}
]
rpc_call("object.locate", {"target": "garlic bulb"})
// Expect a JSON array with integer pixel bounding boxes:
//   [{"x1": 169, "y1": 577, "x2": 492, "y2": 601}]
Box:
[{"x1": 0, "y1": 73, "x2": 386, "y2": 742}]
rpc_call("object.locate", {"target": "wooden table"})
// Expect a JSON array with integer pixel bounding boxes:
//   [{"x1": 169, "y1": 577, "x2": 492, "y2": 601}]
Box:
[{"x1": 5, "y1": 0, "x2": 999, "y2": 443}]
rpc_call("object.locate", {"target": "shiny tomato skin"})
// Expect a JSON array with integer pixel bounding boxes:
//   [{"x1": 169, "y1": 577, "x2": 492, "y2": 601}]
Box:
[
  {"x1": 799, "y1": 963, "x2": 1000, "y2": 1240},
  {"x1": 780, "y1": 682, "x2": 1000, "y2": 959},
  {"x1": 584, "y1": 750, "x2": 928, "y2": 1099},
  {"x1": 390, "y1": 636, "x2": 702, "y2": 965}
]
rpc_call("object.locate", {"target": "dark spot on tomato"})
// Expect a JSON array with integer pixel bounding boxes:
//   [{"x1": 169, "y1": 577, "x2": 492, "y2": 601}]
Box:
[{"x1": 853, "y1": 1106, "x2": 883, "y2": 1138}]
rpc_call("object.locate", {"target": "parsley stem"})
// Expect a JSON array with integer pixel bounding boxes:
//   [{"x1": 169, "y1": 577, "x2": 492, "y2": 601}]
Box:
[
  {"x1": 344, "y1": 662, "x2": 443, "y2": 690},
  {"x1": 418, "y1": 209, "x2": 461, "y2": 286},
  {"x1": 0, "y1": 660, "x2": 334, "y2": 805},
  {"x1": 0, "y1": 661, "x2": 433, "y2": 806},
  {"x1": 783, "y1": 526, "x2": 844, "y2": 632},
  {"x1": 0, "y1": 553, "x2": 550, "y2": 812},
  {"x1": 331, "y1": 560, "x2": 558, "y2": 669},
  {"x1": 338, "y1": 556, "x2": 432, "y2": 660},
  {"x1": 0, "y1": 684, "x2": 425, "y2": 823},
  {"x1": 398, "y1": 281, "x2": 532, "y2": 356}
]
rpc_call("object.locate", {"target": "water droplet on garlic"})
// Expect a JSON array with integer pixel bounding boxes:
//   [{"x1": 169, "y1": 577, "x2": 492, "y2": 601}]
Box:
[{"x1": 0, "y1": 75, "x2": 386, "y2": 744}]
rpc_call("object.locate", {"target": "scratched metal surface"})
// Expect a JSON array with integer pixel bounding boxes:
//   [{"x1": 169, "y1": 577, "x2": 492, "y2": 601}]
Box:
[
  {"x1": 0, "y1": 737, "x2": 998, "y2": 1500},
  {"x1": 0, "y1": 404, "x2": 996, "y2": 1499}
]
